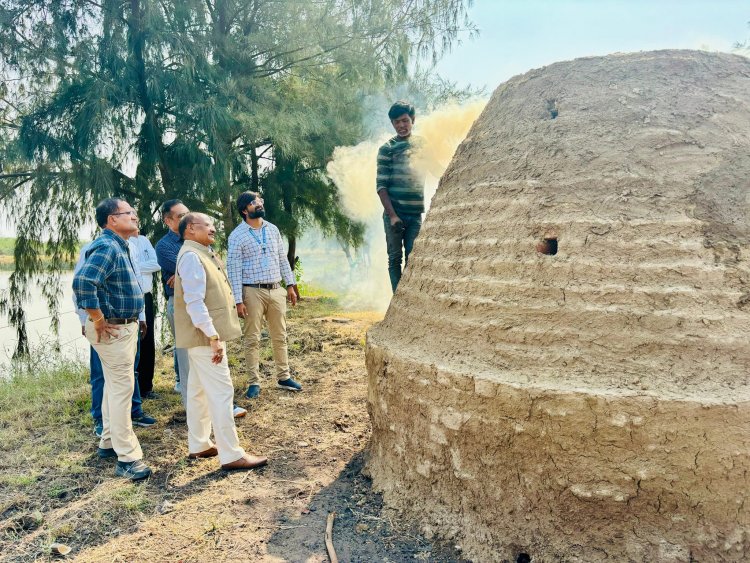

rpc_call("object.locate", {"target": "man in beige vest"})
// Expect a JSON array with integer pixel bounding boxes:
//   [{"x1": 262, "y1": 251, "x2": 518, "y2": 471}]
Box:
[{"x1": 174, "y1": 212, "x2": 267, "y2": 470}]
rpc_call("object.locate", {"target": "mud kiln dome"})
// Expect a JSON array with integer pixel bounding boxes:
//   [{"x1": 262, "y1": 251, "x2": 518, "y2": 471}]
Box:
[{"x1": 366, "y1": 50, "x2": 750, "y2": 562}]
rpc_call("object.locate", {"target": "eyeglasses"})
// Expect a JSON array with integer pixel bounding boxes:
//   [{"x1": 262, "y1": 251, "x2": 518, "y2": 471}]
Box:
[
  {"x1": 110, "y1": 210, "x2": 137, "y2": 217},
  {"x1": 248, "y1": 198, "x2": 264, "y2": 207}
]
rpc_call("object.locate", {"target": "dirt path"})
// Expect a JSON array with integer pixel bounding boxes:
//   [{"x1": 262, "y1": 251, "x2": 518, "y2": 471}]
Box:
[{"x1": 0, "y1": 299, "x2": 465, "y2": 562}]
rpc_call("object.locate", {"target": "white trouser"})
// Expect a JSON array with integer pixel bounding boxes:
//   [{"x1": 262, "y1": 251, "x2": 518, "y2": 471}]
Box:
[
  {"x1": 86, "y1": 319, "x2": 143, "y2": 463},
  {"x1": 186, "y1": 346, "x2": 245, "y2": 465}
]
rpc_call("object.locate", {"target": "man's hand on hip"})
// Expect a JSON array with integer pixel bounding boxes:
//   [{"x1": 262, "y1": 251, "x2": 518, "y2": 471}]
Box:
[
  {"x1": 210, "y1": 338, "x2": 225, "y2": 364},
  {"x1": 236, "y1": 303, "x2": 247, "y2": 318},
  {"x1": 94, "y1": 320, "x2": 119, "y2": 343},
  {"x1": 86, "y1": 308, "x2": 118, "y2": 342},
  {"x1": 287, "y1": 286, "x2": 298, "y2": 307}
]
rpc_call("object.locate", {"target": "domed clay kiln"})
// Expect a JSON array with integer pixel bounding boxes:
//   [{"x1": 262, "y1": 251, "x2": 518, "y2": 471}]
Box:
[{"x1": 366, "y1": 50, "x2": 750, "y2": 562}]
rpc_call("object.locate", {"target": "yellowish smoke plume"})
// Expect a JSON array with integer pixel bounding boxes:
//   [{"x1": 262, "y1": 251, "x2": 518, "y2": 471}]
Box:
[
  {"x1": 329, "y1": 99, "x2": 487, "y2": 222},
  {"x1": 313, "y1": 99, "x2": 488, "y2": 311}
]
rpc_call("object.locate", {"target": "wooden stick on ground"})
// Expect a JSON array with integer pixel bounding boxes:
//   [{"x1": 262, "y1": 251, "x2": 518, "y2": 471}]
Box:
[{"x1": 325, "y1": 512, "x2": 339, "y2": 563}]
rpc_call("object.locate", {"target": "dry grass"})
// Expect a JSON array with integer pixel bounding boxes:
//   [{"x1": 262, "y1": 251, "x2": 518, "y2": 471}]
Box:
[{"x1": 0, "y1": 296, "x2": 388, "y2": 561}]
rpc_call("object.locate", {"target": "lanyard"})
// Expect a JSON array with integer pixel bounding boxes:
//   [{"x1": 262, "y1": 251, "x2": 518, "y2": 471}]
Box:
[{"x1": 248, "y1": 224, "x2": 267, "y2": 253}]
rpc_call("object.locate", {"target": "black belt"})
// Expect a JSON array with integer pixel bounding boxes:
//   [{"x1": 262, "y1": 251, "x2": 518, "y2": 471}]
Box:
[
  {"x1": 243, "y1": 283, "x2": 281, "y2": 289},
  {"x1": 107, "y1": 317, "x2": 139, "y2": 325}
]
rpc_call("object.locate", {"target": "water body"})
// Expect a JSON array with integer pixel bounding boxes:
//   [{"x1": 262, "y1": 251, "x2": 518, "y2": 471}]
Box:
[
  {"x1": 0, "y1": 273, "x2": 170, "y2": 377},
  {"x1": 0, "y1": 272, "x2": 89, "y2": 375}
]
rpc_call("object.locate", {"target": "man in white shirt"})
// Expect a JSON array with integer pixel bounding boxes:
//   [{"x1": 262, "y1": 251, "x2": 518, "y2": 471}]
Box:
[
  {"x1": 174, "y1": 212, "x2": 267, "y2": 470},
  {"x1": 128, "y1": 230, "x2": 161, "y2": 398}
]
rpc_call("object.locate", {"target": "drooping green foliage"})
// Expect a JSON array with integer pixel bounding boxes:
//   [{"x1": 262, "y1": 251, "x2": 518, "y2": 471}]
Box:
[{"x1": 0, "y1": 0, "x2": 475, "y2": 355}]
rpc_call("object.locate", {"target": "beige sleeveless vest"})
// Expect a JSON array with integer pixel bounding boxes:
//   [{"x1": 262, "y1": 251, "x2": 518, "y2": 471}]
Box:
[{"x1": 174, "y1": 240, "x2": 242, "y2": 348}]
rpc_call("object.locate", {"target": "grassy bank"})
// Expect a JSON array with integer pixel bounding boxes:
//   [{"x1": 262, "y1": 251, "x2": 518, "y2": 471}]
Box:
[
  {"x1": 0, "y1": 237, "x2": 83, "y2": 271},
  {"x1": 1, "y1": 297, "x2": 345, "y2": 559},
  {"x1": 0, "y1": 296, "x2": 345, "y2": 544},
  {"x1": 0, "y1": 295, "x2": 462, "y2": 562},
  {"x1": 0, "y1": 238, "x2": 14, "y2": 270},
  {"x1": 0, "y1": 353, "x2": 177, "y2": 556}
]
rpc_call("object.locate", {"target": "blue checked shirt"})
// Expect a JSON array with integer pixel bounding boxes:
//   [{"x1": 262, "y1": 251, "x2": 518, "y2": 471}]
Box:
[
  {"x1": 73, "y1": 229, "x2": 145, "y2": 319},
  {"x1": 227, "y1": 220, "x2": 295, "y2": 304}
]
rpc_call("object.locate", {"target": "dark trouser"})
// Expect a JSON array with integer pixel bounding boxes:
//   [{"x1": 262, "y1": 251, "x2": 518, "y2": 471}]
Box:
[
  {"x1": 383, "y1": 212, "x2": 422, "y2": 293},
  {"x1": 90, "y1": 340, "x2": 143, "y2": 422},
  {"x1": 136, "y1": 292, "x2": 156, "y2": 395}
]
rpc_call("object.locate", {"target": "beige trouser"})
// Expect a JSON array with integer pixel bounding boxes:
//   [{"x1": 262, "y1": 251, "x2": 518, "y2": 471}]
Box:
[
  {"x1": 242, "y1": 286, "x2": 290, "y2": 385},
  {"x1": 86, "y1": 319, "x2": 143, "y2": 463},
  {"x1": 186, "y1": 346, "x2": 245, "y2": 465}
]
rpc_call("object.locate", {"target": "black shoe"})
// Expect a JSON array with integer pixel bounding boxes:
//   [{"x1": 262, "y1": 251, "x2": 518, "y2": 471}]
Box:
[
  {"x1": 97, "y1": 447, "x2": 117, "y2": 459},
  {"x1": 143, "y1": 391, "x2": 161, "y2": 400},
  {"x1": 115, "y1": 459, "x2": 152, "y2": 481}
]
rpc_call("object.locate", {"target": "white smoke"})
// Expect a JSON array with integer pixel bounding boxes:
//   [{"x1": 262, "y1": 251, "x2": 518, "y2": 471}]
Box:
[{"x1": 300, "y1": 99, "x2": 488, "y2": 312}]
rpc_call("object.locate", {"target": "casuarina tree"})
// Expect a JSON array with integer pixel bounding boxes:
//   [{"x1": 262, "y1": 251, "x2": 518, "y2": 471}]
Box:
[{"x1": 0, "y1": 0, "x2": 475, "y2": 355}]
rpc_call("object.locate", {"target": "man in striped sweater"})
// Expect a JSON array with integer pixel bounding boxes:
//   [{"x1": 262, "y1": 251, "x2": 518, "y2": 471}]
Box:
[{"x1": 376, "y1": 101, "x2": 426, "y2": 292}]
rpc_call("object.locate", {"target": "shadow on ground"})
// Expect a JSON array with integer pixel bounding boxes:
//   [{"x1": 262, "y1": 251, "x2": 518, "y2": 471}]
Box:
[{"x1": 267, "y1": 450, "x2": 467, "y2": 563}]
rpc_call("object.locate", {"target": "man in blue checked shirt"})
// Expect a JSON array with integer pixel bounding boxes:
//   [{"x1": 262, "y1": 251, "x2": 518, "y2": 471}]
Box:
[
  {"x1": 72, "y1": 198, "x2": 152, "y2": 481},
  {"x1": 73, "y1": 241, "x2": 156, "y2": 439},
  {"x1": 227, "y1": 191, "x2": 302, "y2": 399}
]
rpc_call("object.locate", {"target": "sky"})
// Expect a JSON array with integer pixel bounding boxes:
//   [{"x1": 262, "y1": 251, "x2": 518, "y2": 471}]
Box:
[{"x1": 434, "y1": 0, "x2": 750, "y2": 92}]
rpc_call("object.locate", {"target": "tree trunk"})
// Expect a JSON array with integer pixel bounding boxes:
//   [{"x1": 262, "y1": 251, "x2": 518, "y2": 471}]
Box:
[
  {"x1": 286, "y1": 235, "x2": 300, "y2": 298},
  {"x1": 281, "y1": 180, "x2": 300, "y2": 297},
  {"x1": 129, "y1": 0, "x2": 173, "y2": 192},
  {"x1": 211, "y1": 0, "x2": 238, "y2": 241},
  {"x1": 222, "y1": 189, "x2": 236, "y2": 243},
  {"x1": 250, "y1": 142, "x2": 259, "y2": 192},
  {"x1": 287, "y1": 235, "x2": 296, "y2": 276}
]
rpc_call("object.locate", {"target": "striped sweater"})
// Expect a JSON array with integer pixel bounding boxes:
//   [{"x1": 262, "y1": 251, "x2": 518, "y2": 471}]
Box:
[{"x1": 376, "y1": 135, "x2": 425, "y2": 216}]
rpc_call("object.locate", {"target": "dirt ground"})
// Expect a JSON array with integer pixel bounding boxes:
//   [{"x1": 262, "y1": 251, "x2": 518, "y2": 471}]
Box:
[{"x1": 0, "y1": 297, "x2": 466, "y2": 562}]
